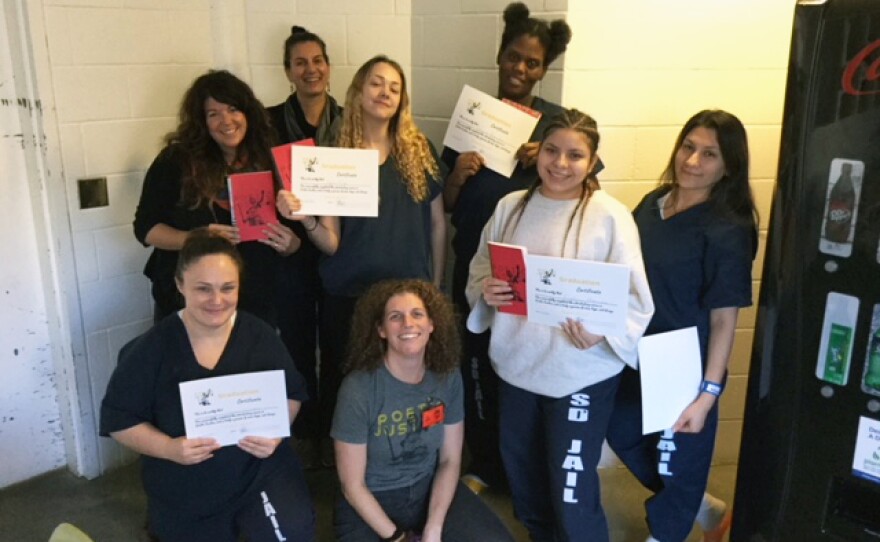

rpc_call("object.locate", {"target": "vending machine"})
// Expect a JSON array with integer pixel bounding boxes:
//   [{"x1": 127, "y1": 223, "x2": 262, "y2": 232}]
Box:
[{"x1": 732, "y1": 0, "x2": 880, "y2": 540}]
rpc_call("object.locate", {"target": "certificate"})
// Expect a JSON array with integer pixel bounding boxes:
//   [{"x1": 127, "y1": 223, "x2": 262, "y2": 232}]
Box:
[
  {"x1": 637, "y1": 327, "x2": 702, "y2": 435},
  {"x1": 290, "y1": 146, "x2": 379, "y2": 217},
  {"x1": 525, "y1": 254, "x2": 630, "y2": 336},
  {"x1": 442, "y1": 85, "x2": 541, "y2": 177},
  {"x1": 179, "y1": 370, "x2": 290, "y2": 447}
]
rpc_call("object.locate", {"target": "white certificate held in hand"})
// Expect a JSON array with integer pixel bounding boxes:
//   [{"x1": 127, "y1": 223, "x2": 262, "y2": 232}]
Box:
[
  {"x1": 442, "y1": 84, "x2": 541, "y2": 177},
  {"x1": 290, "y1": 146, "x2": 379, "y2": 217},
  {"x1": 637, "y1": 327, "x2": 702, "y2": 435},
  {"x1": 179, "y1": 370, "x2": 290, "y2": 447},
  {"x1": 525, "y1": 254, "x2": 631, "y2": 336}
]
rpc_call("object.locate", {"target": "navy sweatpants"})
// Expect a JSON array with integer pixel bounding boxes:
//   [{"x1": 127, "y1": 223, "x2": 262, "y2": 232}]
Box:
[
  {"x1": 606, "y1": 367, "x2": 719, "y2": 542},
  {"x1": 499, "y1": 375, "x2": 621, "y2": 542},
  {"x1": 452, "y1": 261, "x2": 507, "y2": 488},
  {"x1": 148, "y1": 454, "x2": 316, "y2": 542}
]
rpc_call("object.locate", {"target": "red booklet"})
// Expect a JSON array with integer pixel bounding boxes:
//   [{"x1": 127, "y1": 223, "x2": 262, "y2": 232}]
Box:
[
  {"x1": 271, "y1": 138, "x2": 316, "y2": 191},
  {"x1": 228, "y1": 171, "x2": 276, "y2": 242},
  {"x1": 488, "y1": 242, "x2": 528, "y2": 316}
]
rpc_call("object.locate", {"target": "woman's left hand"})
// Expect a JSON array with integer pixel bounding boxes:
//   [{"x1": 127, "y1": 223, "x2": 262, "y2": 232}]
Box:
[
  {"x1": 561, "y1": 318, "x2": 603, "y2": 350},
  {"x1": 258, "y1": 222, "x2": 300, "y2": 255},
  {"x1": 237, "y1": 436, "x2": 282, "y2": 458},
  {"x1": 672, "y1": 394, "x2": 714, "y2": 433},
  {"x1": 516, "y1": 142, "x2": 540, "y2": 168}
]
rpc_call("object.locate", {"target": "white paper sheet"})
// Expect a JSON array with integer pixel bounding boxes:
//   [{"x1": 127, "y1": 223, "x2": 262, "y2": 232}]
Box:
[
  {"x1": 290, "y1": 146, "x2": 379, "y2": 217},
  {"x1": 442, "y1": 85, "x2": 540, "y2": 177},
  {"x1": 179, "y1": 370, "x2": 290, "y2": 447},
  {"x1": 637, "y1": 327, "x2": 702, "y2": 435},
  {"x1": 525, "y1": 254, "x2": 630, "y2": 336}
]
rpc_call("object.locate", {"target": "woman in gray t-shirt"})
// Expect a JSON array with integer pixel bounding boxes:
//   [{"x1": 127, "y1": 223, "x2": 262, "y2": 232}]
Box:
[{"x1": 331, "y1": 279, "x2": 513, "y2": 542}]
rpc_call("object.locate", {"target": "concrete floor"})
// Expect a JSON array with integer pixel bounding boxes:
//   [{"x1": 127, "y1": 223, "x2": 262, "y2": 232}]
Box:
[{"x1": 0, "y1": 459, "x2": 735, "y2": 541}]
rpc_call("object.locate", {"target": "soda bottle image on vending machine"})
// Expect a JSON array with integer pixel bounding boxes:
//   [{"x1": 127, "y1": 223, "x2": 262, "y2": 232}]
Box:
[{"x1": 819, "y1": 159, "x2": 863, "y2": 258}]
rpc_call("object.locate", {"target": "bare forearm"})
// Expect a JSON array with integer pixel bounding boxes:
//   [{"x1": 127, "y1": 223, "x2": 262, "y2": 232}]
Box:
[
  {"x1": 443, "y1": 175, "x2": 465, "y2": 211},
  {"x1": 424, "y1": 458, "x2": 460, "y2": 534},
  {"x1": 704, "y1": 307, "x2": 739, "y2": 384},
  {"x1": 303, "y1": 215, "x2": 339, "y2": 255},
  {"x1": 430, "y1": 197, "x2": 447, "y2": 286},
  {"x1": 144, "y1": 224, "x2": 189, "y2": 251},
  {"x1": 340, "y1": 482, "x2": 399, "y2": 539},
  {"x1": 111, "y1": 423, "x2": 173, "y2": 460}
]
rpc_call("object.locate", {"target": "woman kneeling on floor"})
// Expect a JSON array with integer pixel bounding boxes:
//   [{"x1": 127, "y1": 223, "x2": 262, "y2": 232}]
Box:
[{"x1": 331, "y1": 279, "x2": 515, "y2": 542}]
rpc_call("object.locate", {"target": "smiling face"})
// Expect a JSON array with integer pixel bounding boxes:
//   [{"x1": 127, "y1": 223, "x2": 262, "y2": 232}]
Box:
[
  {"x1": 285, "y1": 40, "x2": 329, "y2": 98},
  {"x1": 673, "y1": 126, "x2": 726, "y2": 199},
  {"x1": 176, "y1": 253, "x2": 239, "y2": 330},
  {"x1": 377, "y1": 292, "x2": 434, "y2": 362},
  {"x1": 360, "y1": 61, "x2": 402, "y2": 122},
  {"x1": 537, "y1": 128, "x2": 598, "y2": 201},
  {"x1": 497, "y1": 34, "x2": 547, "y2": 105},
  {"x1": 204, "y1": 97, "x2": 247, "y2": 162}
]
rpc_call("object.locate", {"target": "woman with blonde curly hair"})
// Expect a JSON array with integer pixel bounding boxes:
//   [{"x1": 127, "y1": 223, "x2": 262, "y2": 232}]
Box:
[
  {"x1": 331, "y1": 279, "x2": 514, "y2": 542},
  {"x1": 277, "y1": 56, "x2": 446, "y2": 465}
]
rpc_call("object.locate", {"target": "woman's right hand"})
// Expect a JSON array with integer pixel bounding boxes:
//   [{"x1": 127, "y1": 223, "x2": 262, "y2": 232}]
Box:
[
  {"x1": 482, "y1": 277, "x2": 513, "y2": 307},
  {"x1": 276, "y1": 190, "x2": 306, "y2": 221},
  {"x1": 206, "y1": 223, "x2": 240, "y2": 244},
  {"x1": 450, "y1": 151, "x2": 484, "y2": 187},
  {"x1": 164, "y1": 436, "x2": 220, "y2": 465}
]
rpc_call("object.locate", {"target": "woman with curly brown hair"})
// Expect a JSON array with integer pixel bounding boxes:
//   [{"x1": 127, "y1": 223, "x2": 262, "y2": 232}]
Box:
[
  {"x1": 135, "y1": 70, "x2": 299, "y2": 324},
  {"x1": 277, "y1": 56, "x2": 447, "y2": 465},
  {"x1": 330, "y1": 279, "x2": 513, "y2": 542}
]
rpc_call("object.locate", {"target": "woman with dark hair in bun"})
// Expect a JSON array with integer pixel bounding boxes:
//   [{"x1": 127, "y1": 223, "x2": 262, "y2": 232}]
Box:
[
  {"x1": 441, "y1": 1, "x2": 574, "y2": 496},
  {"x1": 267, "y1": 26, "x2": 343, "y2": 468}
]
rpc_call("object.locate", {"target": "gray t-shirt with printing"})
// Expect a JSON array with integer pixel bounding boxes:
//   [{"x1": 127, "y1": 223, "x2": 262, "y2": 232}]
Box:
[{"x1": 331, "y1": 365, "x2": 464, "y2": 492}]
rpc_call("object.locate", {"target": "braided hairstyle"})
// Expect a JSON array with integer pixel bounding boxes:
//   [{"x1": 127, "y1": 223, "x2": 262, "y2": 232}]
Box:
[{"x1": 501, "y1": 109, "x2": 601, "y2": 256}]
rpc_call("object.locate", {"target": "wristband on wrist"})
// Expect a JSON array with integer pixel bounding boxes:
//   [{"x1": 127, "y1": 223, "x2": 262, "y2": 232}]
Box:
[
  {"x1": 700, "y1": 380, "x2": 723, "y2": 397},
  {"x1": 305, "y1": 217, "x2": 318, "y2": 232},
  {"x1": 379, "y1": 527, "x2": 403, "y2": 542}
]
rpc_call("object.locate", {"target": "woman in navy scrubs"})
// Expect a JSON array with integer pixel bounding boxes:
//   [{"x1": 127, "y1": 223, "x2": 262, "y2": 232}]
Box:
[{"x1": 606, "y1": 110, "x2": 758, "y2": 542}]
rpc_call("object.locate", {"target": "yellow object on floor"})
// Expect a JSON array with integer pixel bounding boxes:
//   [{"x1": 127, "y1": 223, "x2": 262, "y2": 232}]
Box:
[{"x1": 48, "y1": 523, "x2": 94, "y2": 542}]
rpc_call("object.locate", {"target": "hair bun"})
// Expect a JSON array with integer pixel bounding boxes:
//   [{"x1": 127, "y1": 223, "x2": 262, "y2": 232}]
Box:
[
  {"x1": 549, "y1": 19, "x2": 572, "y2": 48},
  {"x1": 290, "y1": 25, "x2": 309, "y2": 35},
  {"x1": 503, "y1": 2, "x2": 530, "y2": 25}
]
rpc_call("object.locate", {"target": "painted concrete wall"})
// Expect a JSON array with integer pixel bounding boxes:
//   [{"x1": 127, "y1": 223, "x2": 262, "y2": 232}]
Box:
[
  {"x1": 410, "y1": 0, "x2": 796, "y2": 466},
  {"x1": 0, "y1": 4, "x2": 65, "y2": 487},
  {"x1": 3, "y1": 0, "x2": 796, "y2": 487}
]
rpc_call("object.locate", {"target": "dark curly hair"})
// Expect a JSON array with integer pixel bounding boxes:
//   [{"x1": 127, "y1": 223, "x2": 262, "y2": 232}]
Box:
[
  {"x1": 346, "y1": 280, "x2": 460, "y2": 375},
  {"x1": 497, "y1": 2, "x2": 572, "y2": 68},
  {"x1": 165, "y1": 70, "x2": 276, "y2": 207},
  {"x1": 283, "y1": 25, "x2": 329, "y2": 68}
]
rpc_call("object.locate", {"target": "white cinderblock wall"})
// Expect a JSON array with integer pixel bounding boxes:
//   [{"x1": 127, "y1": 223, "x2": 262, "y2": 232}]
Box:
[
  {"x1": 5, "y1": 0, "x2": 794, "y2": 486},
  {"x1": 411, "y1": 0, "x2": 796, "y2": 466}
]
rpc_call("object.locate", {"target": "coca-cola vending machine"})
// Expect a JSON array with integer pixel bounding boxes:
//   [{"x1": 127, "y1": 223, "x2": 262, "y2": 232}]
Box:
[{"x1": 732, "y1": 0, "x2": 880, "y2": 540}]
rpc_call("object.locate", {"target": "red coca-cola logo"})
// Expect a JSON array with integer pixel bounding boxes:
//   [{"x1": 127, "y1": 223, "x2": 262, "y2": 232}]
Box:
[{"x1": 842, "y1": 40, "x2": 880, "y2": 96}]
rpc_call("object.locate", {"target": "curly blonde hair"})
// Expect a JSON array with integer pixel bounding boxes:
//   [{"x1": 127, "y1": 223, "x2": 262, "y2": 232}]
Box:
[
  {"x1": 346, "y1": 279, "x2": 461, "y2": 374},
  {"x1": 337, "y1": 55, "x2": 439, "y2": 203}
]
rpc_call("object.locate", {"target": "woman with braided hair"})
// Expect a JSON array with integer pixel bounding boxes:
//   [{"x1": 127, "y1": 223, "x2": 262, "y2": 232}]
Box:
[
  {"x1": 466, "y1": 109, "x2": 654, "y2": 541},
  {"x1": 441, "y1": 2, "x2": 576, "y2": 494}
]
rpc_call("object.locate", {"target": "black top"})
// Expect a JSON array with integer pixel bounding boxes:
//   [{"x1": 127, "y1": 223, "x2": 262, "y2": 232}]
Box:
[
  {"x1": 442, "y1": 96, "x2": 566, "y2": 273},
  {"x1": 99, "y1": 311, "x2": 308, "y2": 516},
  {"x1": 634, "y1": 187, "x2": 755, "y2": 360},
  {"x1": 267, "y1": 94, "x2": 344, "y2": 295},
  {"x1": 319, "y1": 150, "x2": 445, "y2": 297},
  {"x1": 133, "y1": 145, "x2": 280, "y2": 323}
]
